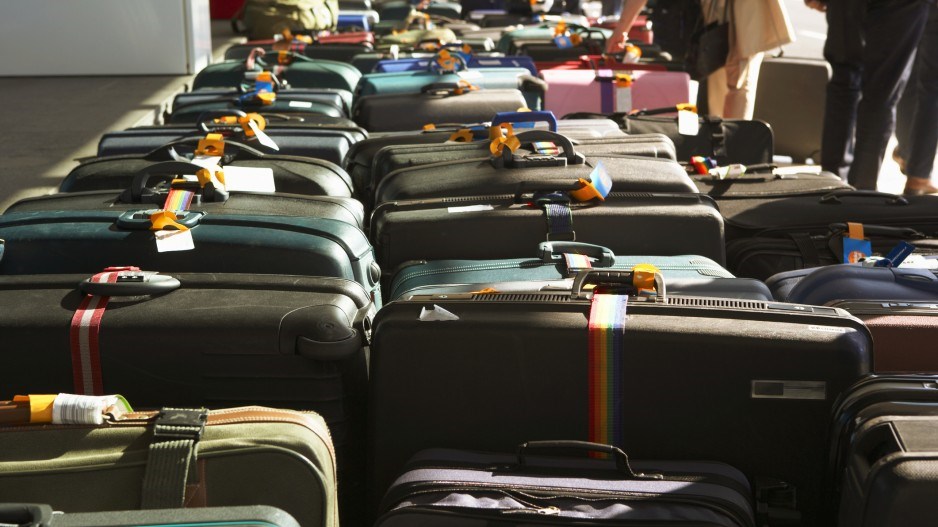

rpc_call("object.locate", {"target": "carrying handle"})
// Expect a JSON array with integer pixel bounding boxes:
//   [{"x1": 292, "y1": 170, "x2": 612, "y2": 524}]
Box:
[
  {"x1": 0, "y1": 504, "x2": 53, "y2": 527},
  {"x1": 492, "y1": 111, "x2": 558, "y2": 133},
  {"x1": 819, "y1": 189, "x2": 909, "y2": 205},
  {"x1": 148, "y1": 137, "x2": 268, "y2": 160},
  {"x1": 570, "y1": 26, "x2": 608, "y2": 44},
  {"x1": 538, "y1": 241, "x2": 614, "y2": 267},
  {"x1": 196, "y1": 109, "x2": 249, "y2": 132},
  {"x1": 571, "y1": 269, "x2": 666, "y2": 300},
  {"x1": 828, "y1": 223, "x2": 926, "y2": 239},
  {"x1": 511, "y1": 129, "x2": 582, "y2": 164},
  {"x1": 129, "y1": 161, "x2": 207, "y2": 203},
  {"x1": 79, "y1": 271, "x2": 182, "y2": 297},
  {"x1": 517, "y1": 441, "x2": 655, "y2": 479},
  {"x1": 420, "y1": 81, "x2": 473, "y2": 95}
]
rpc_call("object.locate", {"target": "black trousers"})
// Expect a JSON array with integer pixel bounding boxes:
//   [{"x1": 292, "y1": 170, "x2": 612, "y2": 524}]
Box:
[{"x1": 895, "y1": 3, "x2": 938, "y2": 180}]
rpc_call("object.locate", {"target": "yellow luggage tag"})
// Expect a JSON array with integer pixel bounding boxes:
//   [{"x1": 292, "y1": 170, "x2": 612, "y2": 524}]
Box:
[
  {"x1": 570, "y1": 161, "x2": 612, "y2": 202},
  {"x1": 489, "y1": 123, "x2": 520, "y2": 156},
  {"x1": 241, "y1": 113, "x2": 279, "y2": 151},
  {"x1": 631, "y1": 263, "x2": 661, "y2": 296},
  {"x1": 843, "y1": 222, "x2": 872, "y2": 263}
]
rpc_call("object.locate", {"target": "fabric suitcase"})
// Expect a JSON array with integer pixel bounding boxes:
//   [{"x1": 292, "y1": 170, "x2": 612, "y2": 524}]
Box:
[
  {"x1": 3, "y1": 505, "x2": 300, "y2": 527},
  {"x1": 171, "y1": 87, "x2": 352, "y2": 118},
  {"x1": 61, "y1": 144, "x2": 356, "y2": 198},
  {"x1": 352, "y1": 87, "x2": 527, "y2": 132},
  {"x1": 387, "y1": 244, "x2": 770, "y2": 300},
  {"x1": 4, "y1": 191, "x2": 365, "y2": 230},
  {"x1": 368, "y1": 271, "x2": 872, "y2": 523},
  {"x1": 540, "y1": 69, "x2": 692, "y2": 121},
  {"x1": 0, "y1": 211, "x2": 382, "y2": 305},
  {"x1": 0, "y1": 405, "x2": 337, "y2": 526},
  {"x1": 375, "y1": 444, "x2": 755, "y2": 527},
  {"x1": 692, "y1": 168, "x2": 851, "y2": 200},
  {"x1": 371, "y1": 192, "x2": 726, "y2": 270},
  {"x1": 191, "y1": 53, "x2": 361, "y2": 94}
]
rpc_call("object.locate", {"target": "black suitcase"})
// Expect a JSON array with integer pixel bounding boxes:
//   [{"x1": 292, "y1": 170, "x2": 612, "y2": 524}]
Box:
[
  {"x1": 225, "y1": 42, "x2": 375, "y2": 64},
  {"x1": 832, "y1": 375, "x2": 938, "y2": 526},
  {"x1": 168, "y1": 92, "x2": 348, "y2": 123},
  {"x1": 0, "y1": 272, "x2": 372, "y2": 525},
  {"x1": 171, "y1": 87, "x2": 353, "y2": 118},
  {"x1": 368, "y1": 269, "x2": 872, "y2": 523},
  {"x1": 371, "y1": 192, "x2": 726, "y2": 271},
  {"x1": 0, "y1": 210, "x2": 382, "y2": 305},
  {"x1": 376, "y1": 443, "x2": 755, "y2": 527},
  {"x1": 2, "y1": 504, "x2": 300, "y2": 527},
  {"x1": 352, "y1": 86, "x2": 528, "y2": 132},
  {"x1": 60, "y1": 144, "x2": 356, "y2": 198},
  {"x1": 692, "y1": 167, "x2": 852, "y2": 200}
]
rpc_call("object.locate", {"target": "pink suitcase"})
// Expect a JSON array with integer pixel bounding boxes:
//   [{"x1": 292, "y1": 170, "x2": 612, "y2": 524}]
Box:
[{"x1": 541, "y1": 69, "x2": 692, "y2": 117}]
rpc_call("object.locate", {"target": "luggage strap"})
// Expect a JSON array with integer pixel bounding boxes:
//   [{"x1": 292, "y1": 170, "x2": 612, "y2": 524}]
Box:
[
  {"x1": 69, "y1": 267, "x2": 141, "y2": 395},
  {"x1": 588, "y1": 293, "x2": 627, "y2": 449},
  {"x1": 788, "y1": 232, "x2": 821, "y2": 268},
  {"x1": 541, "y1": 198, "x2": 575, "y2": 241},
  {"x1": 702, "y1": 116, "x2": 728, "y2": 161},
  {"x1": 141, "y1": 407, "x2": 208, "y2": 509}
]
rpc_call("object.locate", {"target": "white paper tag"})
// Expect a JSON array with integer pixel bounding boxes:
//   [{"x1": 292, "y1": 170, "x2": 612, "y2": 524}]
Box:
[
  {"x1": 155, "y1": 229, "x2": 195, "y2": 253},
  {"x1": 457, "y1": 70, "x2": 483, "y2": 80},
  {"x1": 615, "y1": 86, "x2": 632, "y2": 113},
  {"x1": 419, "y1": 304, "x2": 460, "y2": 321},
  {"x1": 223, "y1": 166, "x2": 277, "y2": 193},
  {"x1": 288, "y1": 100, "x2": 313, "y2": 109},
  {"x1": 247, "y1": 120, "x2": 280, "y2": 151},
  {"x1": 678, "y1": 110, "x2": 700, "y2": 136},
  {"x1": 447, "y1": 204, "x2": 494, "y2": 213},
  {"x1": 191, "y1": 155, "x2": 222, "y2": 170}
]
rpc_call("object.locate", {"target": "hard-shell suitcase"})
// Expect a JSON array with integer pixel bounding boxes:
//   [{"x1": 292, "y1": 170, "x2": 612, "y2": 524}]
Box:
[
  {"x1": 353, "y1": 86, "x2": 528, "y2": 132},
  {"x1": 2, "y1": 504, "x2": 301, "y2": 527},
  {"x1": 372, "y1": 55, "x2": 538, "y2": 75},
  {"x1": 0, "y1": 211, "x2": 382, "y2": 305},
  {"x1": 540, "y1": 69, "x2": 692, "y2": 117},
  {"x1": 371, "y1": 192, "x2": 726, "y2": 271},
  {"x1": 369, "y1": 270, "x2": 872, "y2": 523},
  {"x1": 167, "y1": 92, "x2": 349, "y2": 124},
  {"x1": 496, "y1": 25, "x2": 610, "y2": 55},
  {"x1": 375, "y1": 443, "x2": 755, "y2": 527},
  {"x1": 191, "y1": 53, "x2": 362, "y2": 94},
  {"x1": 338, "y1": 12, "x2": 376, "y2": 31},
  {"x1": 692, "y1": 168, "x2": 851, "y2": 200},
  {"x1": 225, "y1": 40, "x2": 375, "y2": 63},
  {"x1": 0, "y1": 405, "x2": 338, "y2": 527},
  {"x1": 61, "y1": 143, "x2": 356, "y2": 198},
  {"x1": 387, "y1": 243, "x2": 771, "y2": 301}
]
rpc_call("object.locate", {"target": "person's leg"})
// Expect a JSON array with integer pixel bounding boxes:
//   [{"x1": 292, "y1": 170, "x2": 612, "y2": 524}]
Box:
[
  {"x1": 847, "y1": 0, "x2": 929, "y2": 190},
  {"x1": 820, "y1": 0, "x2": 866, "y2": 180},
  {"x1": 904, "y1": 4, "x2": 938, "y2": 189},
  {"x1": 893, "y1": 60, "x2": 917, "y2": 166},
  {"x1": 722, "y1": 52, "x2": 763, "y2": 119},
  {"x1": 707, "y1": 66, "x2": 728, "y2": 118}
]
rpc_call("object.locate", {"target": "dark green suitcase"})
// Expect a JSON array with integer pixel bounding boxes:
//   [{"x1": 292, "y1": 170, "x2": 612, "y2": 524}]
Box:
[{"x1": 191, "y1": 53, "x2": 361, "y2": 94}]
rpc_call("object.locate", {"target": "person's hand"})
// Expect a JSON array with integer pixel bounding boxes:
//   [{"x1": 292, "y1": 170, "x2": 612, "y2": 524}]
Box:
[
  {"x1": 804, "y1": 0, "x2": 827, "y2": 12},
  {"x1": 605, "y1": 32, "x2": 626, "y2": 55}
]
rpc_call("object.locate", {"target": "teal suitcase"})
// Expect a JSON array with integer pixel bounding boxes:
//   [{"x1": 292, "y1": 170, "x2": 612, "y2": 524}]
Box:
[{"x1": 192, "y1": 53, "x2": 361, "y2": 94}]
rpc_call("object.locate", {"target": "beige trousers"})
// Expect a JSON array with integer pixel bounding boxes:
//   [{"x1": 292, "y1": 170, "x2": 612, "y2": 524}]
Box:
[{"x1": 707, "y1": 52, "x2": 764, "y2": 119}]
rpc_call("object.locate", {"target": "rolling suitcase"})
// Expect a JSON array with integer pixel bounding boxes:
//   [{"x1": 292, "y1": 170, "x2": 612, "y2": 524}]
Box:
[
  {"x1": 352, "y1": 86, "x2": 528, "y2": 132},
  {"x1": 60, "y1": 143, "x2": 356, "y2": 198},
  {"x1": 0, "y1": 405, "x2": 338, "y2": 527},
  {"x1": 191, "y1": 52, "x2": 362, "y2": 94},
  {"x1": 368, "y1": 268, "x2": 872, "y2": 523},
  {"x1": 0, "y1": 211, "x2": 382, "y2": 305},
  {"x1": 375, "y1": 443, "x2": 755, "y2": 527},
  {"x1": 371, "y1": 192, "x2": 726, "y2": 271},
  {"x1": 692, "y1": 167, "x2": 851, "y2": 199},
  {"x1": 225, "y1": 40, "x2": 375, "y2": 63},
  {"x1": 540, "y1": 69, "x2": 692, "y2": 117},
  {"x1": 171, "y1": 87, "x2": 353, "y2": 118},
  {"x1": 373, "y1": 55, "x2": 538, "y2": 75},
  {"x1": 2, "y1": 505, "x2": 300, "y2": 527},
  {"x1": 387, "y1": 242, "x2": 771, "y2": 300},
  {"x1": 167, "y1": 91, "x2": 350, "y2": 124}
]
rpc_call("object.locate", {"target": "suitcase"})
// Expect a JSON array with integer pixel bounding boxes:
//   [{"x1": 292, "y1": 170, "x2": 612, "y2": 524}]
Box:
[
  {"x1": 340, "y1": 0, "x2": 371, "y2": 10},
  {"x1": 0, "y1": 211, "x2": 382, "y2": 305},
  {"x1": 0, "y1": 405, "x2": 338, "y2": 527},
  {"x1": 375, "y1": 443, "x2": 755, "y2": 527},
  {"x1": 540, "y1": 69, "x2": 692, "y2": 122},
  {"x1": 567, "y1": 110, "x2": 775, "y2": 166},
  {"x1": 61, "y1": 144, "x2": 356, "y2": 198},
  {"x1": 370, "y1": 130, "x2": 697, "y2": 209},
  {"x1": 387, "y1": 243, "x2": 771, "y2": 300},
  {"x1": 337, "y1": 12, "x2": 376, "y2": 31},
  {"x1": 692, "y1": 167, "x2": 852, "y2": 200},
  {"x1": 168, "y1": 90, "x2": 351, "y2": 124},
  {"x1": 726, "y1": 223, "x2": 938, "y2": 281},
  {"x1": 373, "y1": 55, "x2": 538, "y2": 75},
  {"x1": 171, "y1": 87, "x2": 353, "y2": 118},
  {"x1": 225, "y1": 40, "x2": 375, "y2": 63},
  {"x1": 495, "y1": 24, "x2": 608, "y2": 55},
  {"x1": 191, "y1": 53, "x2": 362, "y2": 94},
  {"x1": 352, "y1": 86, "x2": 528, "y2": 132},
  {"x1": 4, "y1": 190, "x2": 365, "y2": 230},
  {"x1": 371, "y1": 192, "x2": 726, "y2": 271},
  {"x1": 368, "y1": 269, "x2": 872, "y2": 523},
  {"x1": 3, "y1": 505, "x2": 300, "y2": 527}
]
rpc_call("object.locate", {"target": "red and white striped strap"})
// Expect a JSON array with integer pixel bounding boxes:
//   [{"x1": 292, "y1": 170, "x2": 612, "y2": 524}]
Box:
[{"x1": 68, "y1": 267, "x2": 139, "y2": 395}]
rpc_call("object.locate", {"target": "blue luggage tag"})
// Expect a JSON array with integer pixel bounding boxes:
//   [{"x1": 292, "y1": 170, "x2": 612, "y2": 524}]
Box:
[
  {"x1": 553, "y1": 35, "x2": 573, "y2": 49},
  {"x1": 875, "y1": 241, "x2": 916, "y2": 267},
  {"x1": 843, "y1": 237, "x2": 872, "y2": 264}
]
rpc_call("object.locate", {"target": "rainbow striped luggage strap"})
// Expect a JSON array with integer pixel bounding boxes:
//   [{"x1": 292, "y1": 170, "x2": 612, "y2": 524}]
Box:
[{"x1": 587, "y1": 292, "x2": 628, "y2": 449}]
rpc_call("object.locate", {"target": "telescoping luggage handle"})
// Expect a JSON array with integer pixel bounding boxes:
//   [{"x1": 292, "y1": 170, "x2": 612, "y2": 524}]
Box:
[
  {"x1": 0, "y1": 504, "x2": 53, "y2": 527},
  {"x1": 571, "y1": 268, "x2": 666, "y2": 300},
  {"x1": 517, "y1": 440, "x2": 661, "y2": 480},
  {"x1": 819, "y1": 189, "x2": 909, "y2": 205}
]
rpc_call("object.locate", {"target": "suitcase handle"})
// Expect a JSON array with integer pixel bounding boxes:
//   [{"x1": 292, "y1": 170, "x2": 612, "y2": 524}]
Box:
[
  {"x1": 819, "y1": 189, "x2": 909, "y2": 205},
  {"x1": 196, "y1": 109, "x2": 249, "y2": 132},
  {"x1": 517, "y1": 441, "x2": 658, "y2": 479},
  {"x1": 828, "y1": 223, "x2": 926, "y2": 239},
  {"x1": 491, "y1": 111, "x2": 558, "y2": 132},
  {"x1": 0, "y1": 504, "x2": 53, "y2": 527},
  {"x1": 149, "y1": 138, "x2": 269, "y2": 160},
  {"x1": 79, "y1": 271, "x2": 182, "y2": 297},
  {"x1": 538, "y1": 241, "x2": 615, "y2": 267},
  {"x1": 511, "y1": 129, "x2": 584, "y2": 165},
  {"x1": 128, "y1": 161, "x2": 226, "y2": 204},
  {"x1": 571, "y1": 269, "x2": 666, "y2": 300}
]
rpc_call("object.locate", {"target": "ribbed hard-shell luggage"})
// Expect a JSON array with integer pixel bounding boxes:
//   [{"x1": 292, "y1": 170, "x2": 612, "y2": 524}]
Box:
[
  {"x1": 191, "y1": 53, "x2": 362, "y2": 94},
  {"x1": 0, "y1": 211, "x2": 382, "y2": 305},
  {"x1": 371, "y1": 192, "x2": 726, "y2": 271},
  {"x1": 60, "y1": 145, "x2": 356, "y2": 198},
  {"x1": 0, "y1": 405, "x2": 338, "y2": 527},
  {"x1": 353, "y1": 86, "x2": 528, "y2": 132},
  {"x1": 375, "y1": 444, "x2": 755, "y2": 527},
  {"x1": 1, "y1": 504, "x2": 301, "y2": 527},
  {"x1": 369, "y1": 269, "x2": 872, "y2": 523},
  {"x1": 387, "y1": 243, "x2": 770, "y2": 300}
]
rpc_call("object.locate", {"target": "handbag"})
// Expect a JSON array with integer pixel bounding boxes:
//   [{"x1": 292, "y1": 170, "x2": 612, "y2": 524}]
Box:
[{"x1": 686, "y1": 0, "x2": 731, "y2": 80}]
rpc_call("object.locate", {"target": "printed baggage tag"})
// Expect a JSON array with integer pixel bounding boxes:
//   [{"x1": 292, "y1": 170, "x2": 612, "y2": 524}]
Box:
[
  {"x1": 843, "y1": 237, "x2": 872, "y2": 264},
  {"x1": 614, "y1": 74, "x2": 632, "y2": 113},
  {"x1": 288, "y1": 100, "x2": 314, "y2": 109},
  {"x1": 223, "y1": 166, "x2": 277, "y2": 193},
  {"x1": 553, "y1": 35, "x2": 574, "y2": 49},
  {"x1": 155, "y1": 229, "x2": 195, "y2": 253},
  {"x1": 246, "y1": 119, "x2": 280, "y2": 151},
  {"x1": 190, "y1": 155, "x2": 222, "y2": 171},
  {"x1": 874, "y1": 241, "x2": 916, "y2": 267},
  {"x1": 678, "y1": 110, "x2": 700, "y2": 136}
]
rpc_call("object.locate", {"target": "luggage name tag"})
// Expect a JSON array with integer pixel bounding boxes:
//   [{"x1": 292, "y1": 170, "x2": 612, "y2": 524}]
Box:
[
  {"x1": 874, "y1": 241, "x2": 916, "y2": 267},
  {"x1": 570, "y1": 161, "x2": 612, "y2": 202},
  {"x1": 842, "y1": 222, "x2": 872, "y2": 264},
  {"x1": 678, "y1": 108, "x2": 700, "y2": 136},
  {"x1": 563, "y1": 253, "x2": 593, "y2": 272},
  {"x1": 244, "y1": 118, "x2": 280, "y2": 151},
  {"x1": 191, "y1": 134, "x2": 224, "y2": 171},
  {"x1": 223, "y1": 166, "x2": 277, "y2": 193},
  {"x1": 710, "y1": 164, "x2": 747, "y2": 180},
  {"x1": 150, "y1": 211, "x2": 195, "y2": 253},
  {"x1": 11, "y1": 394, "x2": 133, "y2": 425},
  {"x1": 446, "y1": 204, "x2": 495, "y2": 213},
  {"x1": 614, "y1": 73, "x2": 632, "y2": 113},
  {"x1": 553, "y1": 34, "x2": 574, "y2": 49},
  {"x1": 418, "y1": 304, "x2": 460, "y2": 321},
  {"x1": 622, "y1": 43, "x2": 642, "y2": 64}
]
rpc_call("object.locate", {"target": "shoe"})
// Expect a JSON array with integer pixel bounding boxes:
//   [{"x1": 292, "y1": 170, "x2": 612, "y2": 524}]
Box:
[
  {"x1": 902, "y1": 177, "x2": 938, "y2": 196},
  {"x1": 893, "y1": 146, "x2": 907, "y2": 174}
]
